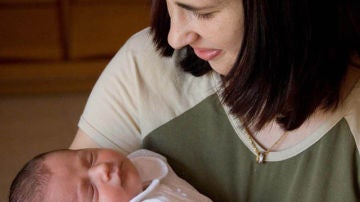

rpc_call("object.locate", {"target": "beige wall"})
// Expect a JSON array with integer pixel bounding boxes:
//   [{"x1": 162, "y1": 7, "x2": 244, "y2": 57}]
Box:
[{"x1": 0, "y1": 0, "x2": 151, "y2": 94}]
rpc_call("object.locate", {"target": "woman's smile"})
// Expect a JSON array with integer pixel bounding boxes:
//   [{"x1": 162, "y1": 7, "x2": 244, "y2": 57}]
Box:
[
  {"x1": 166, "y1": 0, "x2": 244, "y2": 75},
  {"x1": 193, "y1": 47, "x2": 222, "y2": 61}
]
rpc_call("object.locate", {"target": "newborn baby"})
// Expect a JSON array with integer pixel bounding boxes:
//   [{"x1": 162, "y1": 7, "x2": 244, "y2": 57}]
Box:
[{"x1": 9, "y1": 148, "x2": 212, "y2": 202}]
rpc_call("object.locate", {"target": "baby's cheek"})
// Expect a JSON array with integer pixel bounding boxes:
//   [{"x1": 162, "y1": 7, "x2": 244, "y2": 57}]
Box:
[
  {"x1": 123, "y1": 160, "x2": 143, "y2": 196},
  {"x1": 98, "y1": 186, "x2": 131, "y2": 202}
]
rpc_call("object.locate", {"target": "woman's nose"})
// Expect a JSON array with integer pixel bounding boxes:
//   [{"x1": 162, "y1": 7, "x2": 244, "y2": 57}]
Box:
[
  {"x1": 89, "y1": 163, "x2": 111, "y2": 182},
  {"x1": 167, "y1": 13, "x2": 198, "y2": 49}
]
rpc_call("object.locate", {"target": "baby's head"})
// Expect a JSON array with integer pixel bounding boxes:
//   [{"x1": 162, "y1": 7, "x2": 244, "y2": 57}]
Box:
[{"x1": 10, "y1": 148, "x2": 143, "y2": 202}]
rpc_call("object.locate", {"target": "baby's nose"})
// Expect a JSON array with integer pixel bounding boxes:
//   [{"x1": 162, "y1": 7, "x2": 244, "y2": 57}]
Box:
[{"x1": 89, "y1": 163, "x2": 112, "y2": 182}]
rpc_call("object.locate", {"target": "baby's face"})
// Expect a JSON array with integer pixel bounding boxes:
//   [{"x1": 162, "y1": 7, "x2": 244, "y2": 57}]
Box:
[{"x1": 43, "y1": 148, "x2": 142, "y2": 202}]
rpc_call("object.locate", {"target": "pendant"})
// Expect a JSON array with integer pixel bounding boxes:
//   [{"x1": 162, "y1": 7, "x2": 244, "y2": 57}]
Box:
[{"x1": 256, "y1": 152, "x2": 265, "y2": 164}]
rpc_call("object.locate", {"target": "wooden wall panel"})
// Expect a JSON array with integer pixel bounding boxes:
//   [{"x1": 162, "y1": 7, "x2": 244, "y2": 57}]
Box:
[
  {"x1": 0, "y1": 3, "x2": 62, "y2": 61},
  {"x1": 68, "y1": 1, "x2": 151, "y2": 59},
  {"x1": 0, "y1": 0, "x2": 55, "y2": 4},
  {"x1": 0, "y1": 0, "x2": 151, "y2": 94},
  {"x1": 0, "y1": 60, "x2": 106, "y2": 94}
]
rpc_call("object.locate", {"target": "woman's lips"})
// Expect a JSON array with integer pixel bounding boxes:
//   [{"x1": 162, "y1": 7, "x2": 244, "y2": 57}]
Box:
[{"x1": 193, "y1": 48, "x2": 222, "y2": 61}]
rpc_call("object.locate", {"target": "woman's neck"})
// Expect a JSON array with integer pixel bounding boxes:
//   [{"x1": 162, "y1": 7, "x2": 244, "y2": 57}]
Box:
[{"x1": 251, "y1": 61, "x2": 359, "y2": 151}]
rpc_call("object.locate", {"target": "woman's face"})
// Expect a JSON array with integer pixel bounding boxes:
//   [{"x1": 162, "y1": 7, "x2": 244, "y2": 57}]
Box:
[{"x1": 166, "y1": 0, "x2": 244, "y2": 75}]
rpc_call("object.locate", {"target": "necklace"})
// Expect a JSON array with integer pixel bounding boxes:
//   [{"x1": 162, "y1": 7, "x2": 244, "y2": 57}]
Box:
[{"x1": 244, "y1": 127, "x2": 288, "y2": 164}]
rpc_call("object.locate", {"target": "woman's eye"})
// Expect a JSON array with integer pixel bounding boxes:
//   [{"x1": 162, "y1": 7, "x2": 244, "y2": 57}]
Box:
[{"x1": 193, "y1": 12, "x2": 214, "y2": 20}]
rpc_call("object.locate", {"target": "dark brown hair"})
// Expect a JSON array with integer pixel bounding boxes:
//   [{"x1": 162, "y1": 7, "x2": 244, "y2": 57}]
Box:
[
  {"x1": 9, "y1": 152, "x2": 52, "y2": 202},
  {"x1": 151, "y1": 0, "x2": 360, "y2": 131}
]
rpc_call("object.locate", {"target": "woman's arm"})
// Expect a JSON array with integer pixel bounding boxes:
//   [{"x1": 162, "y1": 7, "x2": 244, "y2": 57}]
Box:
[{"x1": 69, "y1": 129, "x2": 100, "y2": 149}]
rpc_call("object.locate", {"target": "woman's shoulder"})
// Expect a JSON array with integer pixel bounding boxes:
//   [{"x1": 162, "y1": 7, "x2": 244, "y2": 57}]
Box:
[
  {"x1": 106, "y1": 27, "x2": 220, "y2": 94},
  {"x1": 83, "y1": 28, "x2": 220, "y2": 150},
  {"x1": 108, "y1": 27, "x2": 177, "y2": 76},
  {"x1": 101, "y1": 27, "x2": 178, "y2": 87},
  {"x1": 122, "y1": 27, "x2": 155, "y2": 52}
]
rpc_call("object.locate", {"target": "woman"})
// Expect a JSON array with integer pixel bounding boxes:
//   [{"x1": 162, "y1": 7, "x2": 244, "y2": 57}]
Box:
[{"x1": 70, "y1": 0, "x2": 360, "y2": 201}]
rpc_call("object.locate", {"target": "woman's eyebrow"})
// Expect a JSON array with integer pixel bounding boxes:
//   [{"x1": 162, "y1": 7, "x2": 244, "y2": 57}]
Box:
[{"x1": 175, "y1": 2, "x2": 215, "y2": 12}]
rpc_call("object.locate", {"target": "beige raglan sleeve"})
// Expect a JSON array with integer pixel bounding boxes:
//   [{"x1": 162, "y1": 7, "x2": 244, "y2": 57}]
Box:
[{"x1": 78, "y1": 29, "x2": 153, "y2": 154}]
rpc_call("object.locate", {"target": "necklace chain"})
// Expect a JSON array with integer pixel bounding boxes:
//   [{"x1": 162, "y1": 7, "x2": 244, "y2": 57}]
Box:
[{"x1": 244, "y1": 127, "x2": 288, "y2": 164}]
